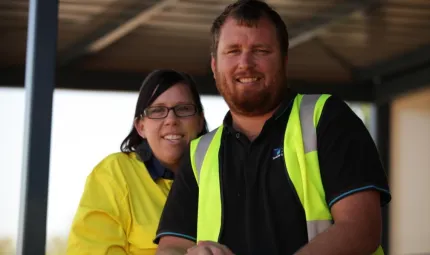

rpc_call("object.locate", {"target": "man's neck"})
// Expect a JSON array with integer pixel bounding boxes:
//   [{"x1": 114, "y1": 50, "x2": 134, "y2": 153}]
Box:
[{"x1": 231, "y1": 108, "x2": 278, "y2": 141}]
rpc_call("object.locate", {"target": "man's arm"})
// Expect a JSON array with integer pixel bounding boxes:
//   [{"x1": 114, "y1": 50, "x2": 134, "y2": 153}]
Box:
[
  {"x1": 295, "y1": 190, "x2": 381, "y2": 255},
  {"x1": 154, "y1": 148, "x2": 199, "y2": 254},
  {"x1": 296, "y1": 96, "x2": 391, "y2": 254}
]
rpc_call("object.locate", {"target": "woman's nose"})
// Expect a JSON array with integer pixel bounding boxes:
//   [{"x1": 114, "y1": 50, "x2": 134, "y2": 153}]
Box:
[{"x1": 163, "y1": 109, "x2": 179, "y2": 125}]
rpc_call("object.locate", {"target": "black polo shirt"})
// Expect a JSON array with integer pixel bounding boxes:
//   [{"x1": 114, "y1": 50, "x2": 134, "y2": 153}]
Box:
[{"x1": 155, "y1": 93, "x2": 391, "y2": 255}]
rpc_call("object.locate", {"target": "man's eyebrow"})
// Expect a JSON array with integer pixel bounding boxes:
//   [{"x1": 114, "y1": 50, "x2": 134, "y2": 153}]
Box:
[
  {"x1": 223, "y1": 43, "x2": 272, "y2": 49},
  {"x1": 252, "y1": 43, "x2": 272, "y2": 48},
  {"x1": 223, "y1": 44, "x2": 240, "y2": 49}
]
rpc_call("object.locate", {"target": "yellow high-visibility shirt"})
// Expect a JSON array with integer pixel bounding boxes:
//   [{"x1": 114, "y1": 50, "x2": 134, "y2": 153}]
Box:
[{"x1": 67, "y1": 152, "x2": 173, "y2": 255}]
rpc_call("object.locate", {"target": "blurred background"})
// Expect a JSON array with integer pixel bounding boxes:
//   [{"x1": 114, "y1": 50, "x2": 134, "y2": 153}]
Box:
[{"x1": 0, "y1": 0, "x2": 429, "y2": 254}]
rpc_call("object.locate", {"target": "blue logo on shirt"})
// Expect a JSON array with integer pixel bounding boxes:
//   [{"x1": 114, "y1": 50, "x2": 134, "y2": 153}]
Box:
[{"x1": 272, "y1": 148, "x2": 283, "y2": 160}]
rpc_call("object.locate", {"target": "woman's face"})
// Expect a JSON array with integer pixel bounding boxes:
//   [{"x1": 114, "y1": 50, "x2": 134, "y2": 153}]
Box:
[{"x1": 135, "y1": 83, "x2": 204, "y2": 170}]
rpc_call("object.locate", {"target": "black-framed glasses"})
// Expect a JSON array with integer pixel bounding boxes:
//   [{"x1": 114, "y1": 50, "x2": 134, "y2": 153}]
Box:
[{"x1": 143, "y1": 104, "x2": 198, "y2": 119}]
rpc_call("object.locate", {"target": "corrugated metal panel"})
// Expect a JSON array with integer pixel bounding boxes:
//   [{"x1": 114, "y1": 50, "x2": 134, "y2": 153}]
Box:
[{"x1": 0, "y1": 0, "x2": 429, "y2": 84}]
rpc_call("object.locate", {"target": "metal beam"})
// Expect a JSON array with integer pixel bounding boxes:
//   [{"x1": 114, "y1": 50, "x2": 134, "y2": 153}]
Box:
[
  {"x1": 329, "y1": 44, "x2": 430, "y2": 103},
  {"x1": 288, "y1": 0, "x2": 377, "y2": 48},
  {"x1": 16, "y1": 0, "x2": 58, "y2": 254},
  {"x1": 366, "y1": 44, "x2": 430, "y2": 103},
  {"x1": 0, "y1": 67, "x2": 218, "y2": 95},
  {"x1": 0, "y1": 67, "x2": 374, "y2": 102},
  {"x1": 374, "y1": 62, "x2": 430, "y2": 103},
  {"x1": 362, "y1": 43, "x2": 430, "y2": 80},
  {"x1": 58, "y1": 0, "x2": 177, "y2": 67}
]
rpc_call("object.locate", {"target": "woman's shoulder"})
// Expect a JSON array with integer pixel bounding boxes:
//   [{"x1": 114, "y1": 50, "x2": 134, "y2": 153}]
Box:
[
  {"x1": 98, "y1": 151, "x2": 136, "y2": 163},
  {"x1": 90, "y1": 152, "x2": 143, "y2": 179}
]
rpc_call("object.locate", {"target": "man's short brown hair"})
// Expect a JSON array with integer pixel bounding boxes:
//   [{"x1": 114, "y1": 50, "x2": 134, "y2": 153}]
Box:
[{"x1": 210, "y1": 0, "x2": 289, "y2": 58}]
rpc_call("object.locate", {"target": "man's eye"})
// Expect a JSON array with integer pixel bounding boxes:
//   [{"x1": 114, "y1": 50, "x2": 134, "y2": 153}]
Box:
[{"x1": 227, "y1": 49, "x2": 240, "y2": 54}]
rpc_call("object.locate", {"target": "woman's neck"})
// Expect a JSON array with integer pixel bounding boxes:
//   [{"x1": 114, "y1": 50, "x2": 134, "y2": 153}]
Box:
[{"x1": 160, "y1": 161, "x2": 178, "y2": 173}]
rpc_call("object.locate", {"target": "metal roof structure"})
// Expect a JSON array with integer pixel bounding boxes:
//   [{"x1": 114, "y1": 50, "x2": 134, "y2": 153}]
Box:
[
  {"x1": 1, "y1": 0, "x2": 429, "y2": 254},
  {"x1": 2, "y1": 0, "x2": 430, "y2": 102}
]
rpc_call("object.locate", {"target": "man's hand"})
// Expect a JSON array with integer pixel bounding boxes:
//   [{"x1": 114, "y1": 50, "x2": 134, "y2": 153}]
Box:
[{"x1": 186, "y1": 241, "x2": 234, "y2": 255}]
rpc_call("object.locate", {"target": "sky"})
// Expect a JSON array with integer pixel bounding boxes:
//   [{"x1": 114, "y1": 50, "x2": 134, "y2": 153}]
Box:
[{"x1": 0, "y1": 87, "x2": 229, "y2": 242}]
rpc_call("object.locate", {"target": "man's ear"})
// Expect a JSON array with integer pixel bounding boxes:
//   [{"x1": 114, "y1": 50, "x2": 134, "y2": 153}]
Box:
[
  {"x1": 134, "y1": 118, "x2": 145, "y2": 138},
  {"x1": 211, "y1": 55, "x2": 216, "y2": 80}
]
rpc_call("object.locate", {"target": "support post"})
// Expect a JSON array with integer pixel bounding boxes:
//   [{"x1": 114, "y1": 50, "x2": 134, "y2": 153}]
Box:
[
  {"x1": 16, "y1": 0, "x2": 59, "y2": 254},
  {"x1": 376, "y1": 102, "x2": 391, "y2": 254}
]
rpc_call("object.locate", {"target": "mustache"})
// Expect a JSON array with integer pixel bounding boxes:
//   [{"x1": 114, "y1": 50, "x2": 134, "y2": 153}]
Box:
[{"x1": 233, "y1": 71, "x2": 264, "y2": 79}]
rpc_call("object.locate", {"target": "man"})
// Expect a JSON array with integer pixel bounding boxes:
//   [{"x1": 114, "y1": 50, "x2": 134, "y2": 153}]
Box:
[{"x1": 155, "y1": 0, "x2": 391, "y2": 254}]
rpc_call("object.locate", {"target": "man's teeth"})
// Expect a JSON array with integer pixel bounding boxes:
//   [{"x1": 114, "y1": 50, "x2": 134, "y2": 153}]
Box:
[
  {"x1": 164, "y1": 135, "x2": 182, "y2": 140},
  {"x1": 239, "y1": 77, "x2": 258, "y2": 83}
]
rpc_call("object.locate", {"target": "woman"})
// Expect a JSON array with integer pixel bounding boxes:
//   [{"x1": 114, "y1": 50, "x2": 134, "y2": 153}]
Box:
[{"x1": 66, "y1": 69, "x2": 208, "y2": 254}]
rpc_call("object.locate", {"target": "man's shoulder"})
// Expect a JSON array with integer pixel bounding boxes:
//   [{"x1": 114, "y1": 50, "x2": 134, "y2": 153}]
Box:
[
  {"x1": 291, "y1": 93, "x2": 355, "y2": 132},
  {"x1": 297, "y1": 93, "x2": 346, "y2": 107},
  {"x1": 276, "y1": 93, "x2": 345, "y2": 124},
  {"x1": 296, "y1": 93, "x2": 350, "y2": 121},
  {"x1": 318, "y1": 94, "x2": 359, "y2": 121},
  {"x1": 314, "y1": 94, "x2": 370, "y2": 141},
  {"x1": 322, "y1": 94, "x2": 348, "y2": 108}
]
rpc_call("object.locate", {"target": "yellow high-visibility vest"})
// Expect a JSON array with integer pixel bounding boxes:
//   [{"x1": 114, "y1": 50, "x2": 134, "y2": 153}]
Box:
[{"x1": 190, "y1": 94, "x2": 384, "y2": 254}]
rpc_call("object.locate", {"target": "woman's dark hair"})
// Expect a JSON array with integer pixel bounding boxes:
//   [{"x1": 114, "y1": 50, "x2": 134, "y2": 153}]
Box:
[{"x1": 120, "y1": 69, "x2": 209, "y2": 153}]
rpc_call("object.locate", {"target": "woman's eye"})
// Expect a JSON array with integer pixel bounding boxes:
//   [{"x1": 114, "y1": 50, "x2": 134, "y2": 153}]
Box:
[{"x1": 150, "y1": 107, "x2": 165, "y2": 113}]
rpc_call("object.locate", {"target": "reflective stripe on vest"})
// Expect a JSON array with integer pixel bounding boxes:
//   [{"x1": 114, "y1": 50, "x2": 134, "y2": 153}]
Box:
[
  {"x1": 190, "y1": 126, "x2": 224, "y2": 242},
  {"x1": 190, "y1": 94, "x2": 384, "y2": 255},
  {"x1": 284, "y1": 94, "x2": 332, "y2": 240}
]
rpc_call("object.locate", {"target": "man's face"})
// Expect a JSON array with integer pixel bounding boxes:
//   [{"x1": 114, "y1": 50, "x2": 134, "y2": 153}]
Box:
[{"x1": 211, "y1": 16, "x2": 288, "y2": 116}]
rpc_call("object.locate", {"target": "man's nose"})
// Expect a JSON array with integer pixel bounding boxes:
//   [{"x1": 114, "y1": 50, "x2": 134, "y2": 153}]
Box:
[{"x1": 238, "y1": 52, "x2": 256, "y2": 70}]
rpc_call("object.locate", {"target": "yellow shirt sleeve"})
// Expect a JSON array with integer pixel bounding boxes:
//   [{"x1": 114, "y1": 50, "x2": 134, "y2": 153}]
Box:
[{"x1": 67, "y1": 169, "x2": 130, "y2": 255}]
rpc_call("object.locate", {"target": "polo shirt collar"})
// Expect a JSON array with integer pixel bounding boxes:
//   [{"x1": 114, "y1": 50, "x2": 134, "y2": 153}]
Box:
[
  {"x1": 222, "y1": 89, "x2": 297, "y2": 133},
  {"x1": 135, "y1": 141, "x2": 175, "y2": 180}
]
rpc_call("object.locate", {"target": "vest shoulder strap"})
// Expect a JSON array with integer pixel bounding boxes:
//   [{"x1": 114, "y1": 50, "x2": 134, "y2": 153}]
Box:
[
  {"x1": 297, "y1": 94, "x2": 331, "y2": 153},
  {"x1": 284, "y1": 93, "x2": 332, "y2": 223},
  {"x1": 190, "y1": 126, "x2": 224, "y2": 184},
  {"x1": 190, "y1": 126, "x2": 224, "y2": 241}
]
